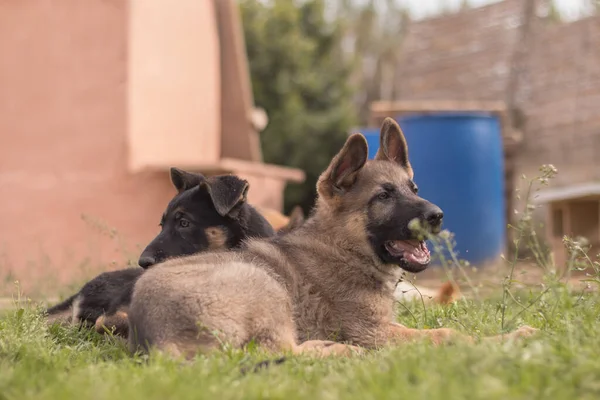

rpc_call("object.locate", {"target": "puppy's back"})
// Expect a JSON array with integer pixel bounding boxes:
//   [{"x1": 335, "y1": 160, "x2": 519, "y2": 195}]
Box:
[{"x1": 128, "y1": 253, "x2": 296, "y2": 357}]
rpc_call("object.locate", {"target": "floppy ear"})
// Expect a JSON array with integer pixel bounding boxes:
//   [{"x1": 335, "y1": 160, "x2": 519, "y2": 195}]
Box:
[
  {"x1": 374, "y1": 117, "x2": 413, "y2": 178},
  {"x1": 170, "y1": 167, "x2": 205, "y2": 193},
  {"x1": 317, "y1": 133, "x2": 368, "y2": 198},
  {"x1": 203, "y1": 175, "x2": 250, "y2": 218}
]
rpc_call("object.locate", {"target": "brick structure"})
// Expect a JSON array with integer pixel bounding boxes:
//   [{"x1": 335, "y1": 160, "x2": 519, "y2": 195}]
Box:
[
  {"x1": 525, "y1": 16, "x2": 600, "y2": 268},
  {"x1": 385, "y1": 0, "x2": 600, "y2": 267},
  {"x1": 395, "y1": 0, "x2": 522, "y2": 102},
  {"x1": 0, "y1": 0, "x2": 303, "y2": 296},
  {"x1": 522, "y1": 16, "x2": 600, "y2": 185},
  {"x1": 395, "y1": 0, "x2": 600, "y2": 188}
]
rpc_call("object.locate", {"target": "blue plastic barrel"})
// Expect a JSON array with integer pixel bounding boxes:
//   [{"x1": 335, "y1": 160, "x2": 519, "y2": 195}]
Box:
[{"x1": 361, "y1": 113, "x2": 505, "y2": 266}]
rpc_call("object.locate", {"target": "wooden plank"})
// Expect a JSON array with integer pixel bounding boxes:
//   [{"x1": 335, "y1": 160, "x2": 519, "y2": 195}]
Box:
[
  {"x1": 219, "y1": 158, "x2": 306, "y2": 183},
  {"x1": 368, "y1": 100, "x2": 523, "y2": 152},
  {"x1": 369, "y1": 99, "x2": 513, "y2": 139},
  {"x1": 370, "y1": 100, "x2": 508, "y2": 116},
  {"x1": 214, "y1": 0, "x2": 263, "y2": 162},
  {"x1": 369, "y1": 100, "x2": 508, "y2": 129},
  {"x1": 138, "y1": 158, "x2": 305, "y2": 183},
  {"x1": 533, "y1": 182, "x2": 600, "y2": 204}
]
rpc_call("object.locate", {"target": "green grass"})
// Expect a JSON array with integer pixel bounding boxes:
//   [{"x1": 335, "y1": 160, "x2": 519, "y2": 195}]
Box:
[
  {"x1": 2, "y1": 284, "x2": 600, "y2": 400},
  {"x1": 3, "y1": 165, "x2": 599, "y2": 399}
]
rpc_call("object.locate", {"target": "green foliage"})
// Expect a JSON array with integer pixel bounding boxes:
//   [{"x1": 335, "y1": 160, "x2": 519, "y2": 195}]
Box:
[
  {"x1": 240, "y1": 0, "x2": 356, "y2": 213},
  {"x1": 543, "y1": 0, "x2": 564, "y2": 23},
  {"x1": 336, "y1": 0, "x2": 411, "y2": 124}
]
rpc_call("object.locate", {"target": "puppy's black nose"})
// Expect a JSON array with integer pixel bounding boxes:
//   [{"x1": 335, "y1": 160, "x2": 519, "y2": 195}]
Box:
[
  {"x1": 424, "y1": 206, "x2": 444, "y2": 227},
  {"x1": 138, "y1": 255, "x2": 156, "y2": 269}
]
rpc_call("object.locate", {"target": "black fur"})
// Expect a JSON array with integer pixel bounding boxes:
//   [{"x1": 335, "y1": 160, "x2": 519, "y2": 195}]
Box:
[
  {"x1": 46, "y1": 168, "x2": 276, "y2": 327},
  {"x1": 240, "y1": 357, "x2": 288, "y2": 375},
  {"x1": 45, "y1": 293, "x2": 78, "y2": 314},
  {"x1": 366, "y1": 182, "x2": 443, "y2": 273},
  {"x1": 46, "y1": 268, "x2": 144, "y2": 325},
  {"x1": 138, "y1": 174, "x2": 274, "y2": 268},
  {"x1": 361, "y1": 117, "x2": 445, "y2": 274}
]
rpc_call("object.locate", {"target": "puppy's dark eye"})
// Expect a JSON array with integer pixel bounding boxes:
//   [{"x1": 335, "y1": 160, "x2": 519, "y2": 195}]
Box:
[
  {"x1": 179, "y1": 219, "x2": 190, "y2": 228},
  {"x1": 409, "y1": 182, "x2": 418, "y2": 194},
  {"x1": 378, "y1": 191, "x2": 390, "y2": 200}
]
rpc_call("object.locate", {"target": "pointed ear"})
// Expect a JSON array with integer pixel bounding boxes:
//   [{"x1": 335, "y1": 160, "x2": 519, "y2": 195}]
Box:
[
  {"x1": 374, "y1": 117, "x2": 413, "y2": 178},
  {"x1": 285, "y1": 206, "x2": 305, "y2": 231},
  {"x1": 203, "y1": 175, "x2": 250, "y2": 218},
  {"x1": 317, "y1": 133, "x2": 368, "y2": 198},
  {"x1": 170, "y1": 167, "x2": 205, "y2": 193}
]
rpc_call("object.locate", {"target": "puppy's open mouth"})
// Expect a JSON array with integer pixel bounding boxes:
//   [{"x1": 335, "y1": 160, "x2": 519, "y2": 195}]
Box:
[{"x1": 385, "y1": 240, "x2": 430, "y2": 270}]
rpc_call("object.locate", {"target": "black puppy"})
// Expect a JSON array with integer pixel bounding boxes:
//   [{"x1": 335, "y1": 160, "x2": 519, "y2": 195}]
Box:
[{"x1": 45, "y1": 168, "x2": 276, "y2": 335}]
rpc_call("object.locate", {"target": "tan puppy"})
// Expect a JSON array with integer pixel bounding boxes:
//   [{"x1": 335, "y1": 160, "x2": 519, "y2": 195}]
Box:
[{"x1": 127, "y1": 118, "x2": 536, "y2": 360}]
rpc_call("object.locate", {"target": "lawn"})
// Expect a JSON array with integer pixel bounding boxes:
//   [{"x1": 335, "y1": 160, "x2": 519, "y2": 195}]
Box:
[
  {"x1": 2, "y1": 167, "x2": 600, "y2": 399},
  {"x1": 1, "y1": 281, "x2": 600, "y2": 400}
]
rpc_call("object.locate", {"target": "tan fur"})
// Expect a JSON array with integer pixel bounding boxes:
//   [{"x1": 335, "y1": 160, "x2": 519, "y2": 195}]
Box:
[
  {"x1": 71, "y1": 295, "x2": 82, "y2": 326},
  {"x1": 254, "y1": 206, "x2": 289, "y2": 231},
  {"x1": 394, "y1": 280, "x2": 462, "y2": 305},
  {"x1": 284, "y1": 206, "x2": 305, "y2": 231},
  {"x1": 92, "y1": 227, "x2": 230, "y2": 337},
  {"x1": 255, "y1": 206, "x2": 291, "y2": 231},
  {"x1": 128, "y1": 118, "x2": 537, "y2": 359},
  {"x1": 205, "y1": 227, "x2": 228, "y2": 249},
  {"x1": 436, "y1": 281, "x2": 461, "y2": 304},
  {"x1": 95, "y1": 311, "x2": 130, "y2": 336},
  {"x1": 256, "y1": 205, "x2": 307, "y2": 234},
  {"x1": 45, "y1": 308, "x2": 73, "y2": 326}
]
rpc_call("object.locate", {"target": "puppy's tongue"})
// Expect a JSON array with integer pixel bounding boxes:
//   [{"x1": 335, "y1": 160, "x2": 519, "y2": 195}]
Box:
[{"x1": 386, "y1": 240, "x2": 430, "y2": 264}]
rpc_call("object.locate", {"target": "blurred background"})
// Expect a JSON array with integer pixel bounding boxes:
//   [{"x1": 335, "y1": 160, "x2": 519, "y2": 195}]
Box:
[{"x1": 0, "y1": 0, "x2": 598, "y2": 297}]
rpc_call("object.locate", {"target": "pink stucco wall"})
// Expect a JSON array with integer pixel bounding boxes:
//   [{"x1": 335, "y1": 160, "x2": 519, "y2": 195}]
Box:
[
  {"x1": 0, "y1": 1, "x2": 182, "y2": 295},
  {"x1": 0, "y1": 0, "x2": 303, "y2": 297},
  {"x1": 127, "y1": 0, "x2": 221, "y2": 172}
]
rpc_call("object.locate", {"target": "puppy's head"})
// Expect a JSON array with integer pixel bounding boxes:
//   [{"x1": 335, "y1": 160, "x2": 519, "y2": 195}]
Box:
[
  {"x1": 137, "y1": 168, "x2": 251, "y2": 269},
  {"x1": 316, "y1": 117, "x2": 444, "y2": 274}
]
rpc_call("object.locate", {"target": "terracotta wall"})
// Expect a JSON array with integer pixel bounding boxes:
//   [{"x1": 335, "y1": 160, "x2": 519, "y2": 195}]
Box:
[
  {"x1": 0, "y1": 1, "x2": 180, "y2": 296},
  {"x1": 127, "y1": 0, "x2": 221, "y2": 172}
]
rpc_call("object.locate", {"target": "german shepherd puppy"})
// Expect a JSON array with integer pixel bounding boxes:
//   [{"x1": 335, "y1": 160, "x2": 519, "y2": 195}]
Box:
[
  {"x1": 128, "y1": 118, "x2": 537, "y2": 359},
  {"x1": 45, "y1": 167, "x2": 276, "y2": 335},
  {"x1": 265, "y1": 202, "x2": 460, "y2": 304}
]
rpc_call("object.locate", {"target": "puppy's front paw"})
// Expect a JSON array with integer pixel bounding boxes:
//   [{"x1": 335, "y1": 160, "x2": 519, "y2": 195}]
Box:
[
  {"x1": 484, "y1": 325, "x2": 539, "y2": 343},
  {"x1": 507, "y1": 325, "x2": 538, "y2": 339}
]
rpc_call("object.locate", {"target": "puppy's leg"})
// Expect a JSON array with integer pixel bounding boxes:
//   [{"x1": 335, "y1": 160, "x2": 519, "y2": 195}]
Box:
[
  {"x1": 46, "y1": 309, "x2": 74, "y2": 326},
  {"x1": 95, "y1": 310, "x2": 130, "y2": 337},
  {"x1": 384, "y1": 322, "x2": 538, "y2": 346},
  {"x1": 482, "y1": 325, "x2": 539, "y2": 342},
  {"x1": 293, "y1": 340, "x2": 364, "y2": 357},
  {"x1": 384, "y1": 322, "x2": 469, "y2": 345}
]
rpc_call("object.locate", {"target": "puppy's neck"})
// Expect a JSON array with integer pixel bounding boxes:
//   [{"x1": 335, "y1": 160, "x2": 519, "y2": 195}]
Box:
[{"x1": 298, "y1": 205, "x2": 404, "y2": 291}]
